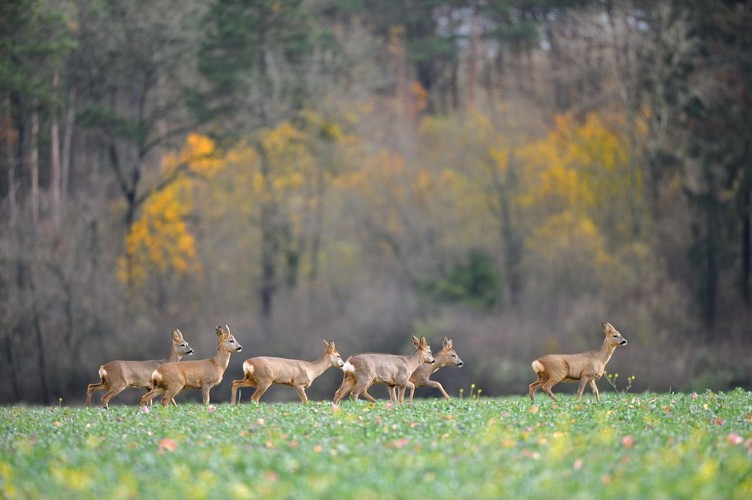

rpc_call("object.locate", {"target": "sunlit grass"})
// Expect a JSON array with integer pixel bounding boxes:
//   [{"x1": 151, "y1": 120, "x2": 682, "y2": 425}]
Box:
[{"x1": 1, "y1": 390, "x2": 751, "y2": 498}]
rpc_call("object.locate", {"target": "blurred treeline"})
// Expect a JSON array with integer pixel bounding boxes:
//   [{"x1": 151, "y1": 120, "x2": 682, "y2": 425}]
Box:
[{"x1": 1, "y1": 0, "x2": 750, "y2": 405}]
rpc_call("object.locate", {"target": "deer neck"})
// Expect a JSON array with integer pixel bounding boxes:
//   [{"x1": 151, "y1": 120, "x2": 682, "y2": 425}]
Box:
[
  {"x1": 405, "y1": 349, "x2": 426, "y2": 373},
  {"x1": 597, "y1": 338, "x2": 617, "y2": 367},
  {"x1": 212, "y1": 345, "x2": 232, "y2": 372},
  {"x1": 306, "y1": 353, "x2": 332, "y2": 378},
  {"x1": 163, "y1": 345, "x2": 181, "y2": 363}
]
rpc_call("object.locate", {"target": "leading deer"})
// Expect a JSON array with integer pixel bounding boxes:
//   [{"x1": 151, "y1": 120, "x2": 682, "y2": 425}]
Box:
[
  {"x1": 140, "y1": 325, "x2": 242, "y2": 407},
  {"x1": 360, "y1": 337, "x2": 464, "y2": 403},
  {"x1": 332, "y1": 335, "x2": 435, "y2": 405},
  {"x1": 85, "y1": 329, "x2": 194, "y2": 409},
  {"x1": 230, "y1": 340, "x2": 344, "y2": 404},
  {"x1": 529, "y1": 321, "x2": 628, "y2": 402}
]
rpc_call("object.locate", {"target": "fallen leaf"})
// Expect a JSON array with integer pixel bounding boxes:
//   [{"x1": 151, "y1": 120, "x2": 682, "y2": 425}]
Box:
[
  {"x1": 158, "y1": 438, "x2": 178, "y2": 454},
  {"x1": 392, "y1": 437, "x2": 410, "y2": 449},
  {"x1": 727, "y1": 433, "x2": 744, "y2": 445}
]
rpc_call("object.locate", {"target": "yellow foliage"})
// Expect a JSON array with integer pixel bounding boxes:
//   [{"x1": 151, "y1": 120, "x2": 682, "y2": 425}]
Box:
[
  {"x1": 518, "y1": 111, "x2": 634, "y2": 245},
  {"x1": 118, "y1": 134, "x2": 220, "y2": 286}
]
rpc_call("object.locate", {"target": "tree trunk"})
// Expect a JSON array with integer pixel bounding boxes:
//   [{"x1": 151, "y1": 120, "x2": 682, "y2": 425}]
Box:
[
  {"x1": 27, "y1": 264, "x2": 51, "y2": 404},
  {"x1": 3, "y1": 327, "x2": 22, "y2": 400},
  {"x1": 742, "y1": 186, "x2": 751, "y2": 307},
  {"x1": 4, "y1": 94, "x2": 16, "y2": 225},
  {"x1": 50, "y1": 72, "x2": 62, "y2": 224},
  {"x1": 466, "y1": 1, "x2": 479, "y2": 114},
  {"x1": 257, "y1": 144, "x2": 277, "y2": 335},
  {"x1": 61, "y1": 87, "x2": 76, "y2": 202},
  {"x1": 30, "y1": 108, "x2": 39, "y2": 224}
]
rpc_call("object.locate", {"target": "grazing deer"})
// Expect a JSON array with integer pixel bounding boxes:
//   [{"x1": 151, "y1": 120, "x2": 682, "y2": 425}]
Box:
[
  {"x1": 85, "y1": 329, "x2": 194, "y2": 409},
  {"x1": 230, "y1": 340, "x2": 344, "y2": 404},
  {"x1": 529, "y1": 321, "x2": 628, "y2": 402},
  {"x1": 139, "y1": 325, "x2": 242, "y2": 407},
  {"x1": 332, "y1": 335, "x2": 435, "y2": 405},
  {"x1": 360, "y1": 337, "x2": 464, "y2": 403}
]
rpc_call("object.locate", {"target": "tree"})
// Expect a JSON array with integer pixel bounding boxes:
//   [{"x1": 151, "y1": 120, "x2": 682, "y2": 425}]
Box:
[
  {"x1": 196, "y1": 0, "x2": 345, "y2": 332},
  {"x1": 73, "y1": 0, "x2": 203, "y2": 286}
]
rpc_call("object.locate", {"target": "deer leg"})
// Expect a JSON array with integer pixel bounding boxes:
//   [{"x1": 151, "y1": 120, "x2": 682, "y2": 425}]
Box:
[
  {"x1": 589, "y1": 379, "x2": 600, "y2": 401},
  {"x1": 541, "y1": 385, "x2": 559, "y2": 401},
  {"x1": 350, "y1": 379, "x2": 373, "y2": 402},
  {"x1": 529, "y1": 374, "x2": 546, "y2": 402},
  {"x1": 576, "y1": 378, "x2": 589, "y2": 399},
  {"x1": 360, "y1": 388, "x2": 378, "y2": 403},
  {"x1": 250, "y1": 381, "x2": 272, "y2": 403},
  {"x1": 423, "y1": 380, "x2": 450, "y2": 400},
  {"x1": 100, "y1": 382, "x2": 128, "y2": 409},
  {"x1": 86, "y1": 381, "x2": 108, "y2": 407},
  {"x1": 397, "y1": 383, "x2": 413, "y2": 404},
  {"x1": 388, "y1": 385, "x2": 398, "y2": 402},
  {"x1": 161, "y1": 386, "x2": 181, "y2": 407},
  {"x1": 333, "y1": 375, "x2": 356, "y2": 404},
  {"x1": 293, "y1": 385, "x2": 308, "y2": 404},
  {"x1": 140, "y1": 387, "x2": 162, "y2": 407},
  {"x1": 540, "y1": 376, "x2": 561, "y2": 401},
  {"x1": 231, "y1": 378, "x2": 255, "y2": 405},
  {"x1": 201, "y1": 385, "x2": 212, "y2": 404}
]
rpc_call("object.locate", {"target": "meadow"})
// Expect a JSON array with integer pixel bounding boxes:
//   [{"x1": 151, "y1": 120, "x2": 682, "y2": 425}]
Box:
[{"x1": 1, "y1": 390, "x2": 751, "y2": 499}]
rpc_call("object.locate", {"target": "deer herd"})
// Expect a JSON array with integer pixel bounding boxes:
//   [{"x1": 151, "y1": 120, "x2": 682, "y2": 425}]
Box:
[{"x1": 86, "y1": 321, "x2": 627, "y2": 408}]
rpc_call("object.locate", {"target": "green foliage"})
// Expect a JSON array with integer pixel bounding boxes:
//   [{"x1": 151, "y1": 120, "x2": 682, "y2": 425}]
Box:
[
  {"x1": 196, "y1": 0, "x2": 332, "y2": 131},
  {"x1": 1, "y1": 391, "x2": 751, "y2": 498},
  {"x1": 419, "y1": 249, "x2": 501, "y2": 309}
]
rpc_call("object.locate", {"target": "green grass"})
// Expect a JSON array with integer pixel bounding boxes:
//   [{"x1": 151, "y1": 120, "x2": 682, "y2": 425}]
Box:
[{"x1": 2, "y1": 390, "x2": 751, "y2": 499}]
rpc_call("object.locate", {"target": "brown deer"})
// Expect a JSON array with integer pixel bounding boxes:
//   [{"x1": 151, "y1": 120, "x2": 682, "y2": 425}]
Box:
[
  {"x1": 230, "y1": 340, "x2": 344, "y2": 404},
  {"x1": 529, "y1": 321, "x2": 628, "y2": 402},
  {"x1": 332, "y1": 335, "x2": 435, "y2": 405},
  {"x1": 85, "y1": 329, "x2": 194, "y2": 409},
  {"x1": 139, "y1": 325, "x2": 242, "y2": 407},
  {"x1": 360, "y1": 337, "x2": 464, "y2": 403}
]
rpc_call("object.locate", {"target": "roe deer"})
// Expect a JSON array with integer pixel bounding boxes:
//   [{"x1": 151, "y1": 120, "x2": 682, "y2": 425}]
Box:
[
  {"x1": 139, "y1": 325, "x2": 242, "y2": 407},
  {"x1": 230, "y1": 340, "x2": 344, "y2": 404},
  {"x1": 360, "y1": 337, "x2": 464, "y2": 403},
  {"x1": 332, "y1": 335, "x2": 435, "y2": 405},
  {"x1": 529, "y1": 321, "x2": 628, "y2": 402},
  {"x1": 85, "y1": 329, "x2": 194, "y2": 409}
]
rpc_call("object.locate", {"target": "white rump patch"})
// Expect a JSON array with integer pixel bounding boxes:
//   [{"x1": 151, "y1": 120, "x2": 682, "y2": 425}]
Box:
[
  {"x1": 243, "y1": 361, "x2": 254, "y2": 375},
  {"x1": 342, "y1": 361, "x2": 355, "y2": 373},
  {"x1": 532, "y1": 360, "x2": 544, "y2": 374},
  {"x1": 98, "y1": 366, "x2": 107, "y2": 378}
]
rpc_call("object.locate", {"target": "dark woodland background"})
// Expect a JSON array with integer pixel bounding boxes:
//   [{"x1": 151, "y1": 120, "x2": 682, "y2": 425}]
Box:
[{"x1": 1, "y1": 0, "x2": 751, "y2": 405}]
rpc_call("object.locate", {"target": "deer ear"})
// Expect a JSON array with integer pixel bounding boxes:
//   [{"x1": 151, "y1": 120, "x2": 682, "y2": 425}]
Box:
[
  {"x1": 443, "y1": 337, "x2": 451, "y2": 348},
  {"x1": 216, "y1": 325, "x2": 225, "y2": 338},
  {"x1": 420, "y1": 336, "x2": 427, "y2": 346},
  {"x1": 412, "y1": 335, "x2": 420, "y2": 347},
  {"x1": 172, "y1": 329, "x2": 182, "y2": 341},
  {"x1": 602, "y1": 322, "x2": 614, "y2": 333},
  {"x1": 324, "y1": 339, "x2": 332, "y2": 350}
]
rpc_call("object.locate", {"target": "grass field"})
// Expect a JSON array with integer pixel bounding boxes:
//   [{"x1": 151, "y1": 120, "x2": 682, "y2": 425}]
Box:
[{"x1": 1, "y1": 390, "x2": 751, "y2": 499}]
